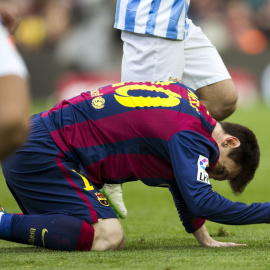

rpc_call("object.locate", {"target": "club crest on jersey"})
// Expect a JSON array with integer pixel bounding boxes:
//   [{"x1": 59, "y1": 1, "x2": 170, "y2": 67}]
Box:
[
  {"x1": 94, "y1": 192, "x2": 110, "y2": 206},
  {"x1": 197, "y1": 155, "x2": 210, "y2": 184},
  {"x1": 92, "y1": 96, "x2": 105, "y2": 109}
]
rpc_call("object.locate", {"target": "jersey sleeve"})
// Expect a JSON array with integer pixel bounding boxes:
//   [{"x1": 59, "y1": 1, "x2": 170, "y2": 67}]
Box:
[
  {"x1": 169, "y1": 186, "x2": 205, "y2": 233},
  {"x1": 168, "y1": 131, "x2": 270, "y2": 226}
]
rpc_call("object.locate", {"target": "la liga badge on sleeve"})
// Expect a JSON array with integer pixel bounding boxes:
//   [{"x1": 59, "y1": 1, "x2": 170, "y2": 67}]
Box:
[{"x1": 197, "y1": 155, "x2": 210, "y2": 184}]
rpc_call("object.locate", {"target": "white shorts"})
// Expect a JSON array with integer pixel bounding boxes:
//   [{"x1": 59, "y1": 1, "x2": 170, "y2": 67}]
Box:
[
  {"x1": 121, "y1": 31, "x2": 185, "y2": 83},
  {"x1": 121, "y1": 19, "x2": 231, "y2": 90},
  {"x1": 0, "y1": 24, "x2": 28, "y2": 78}
]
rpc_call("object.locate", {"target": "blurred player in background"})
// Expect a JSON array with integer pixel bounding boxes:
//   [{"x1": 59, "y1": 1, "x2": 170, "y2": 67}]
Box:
[
  {"x1": 104, "y1": 0, "x2": 239, "y2": 218},
  {"x1": 0, "y1": 81, "x2": 266, "y2": 251},
  {"x1": 0, "y1": 4, "x2": 30, "y2": 160}
]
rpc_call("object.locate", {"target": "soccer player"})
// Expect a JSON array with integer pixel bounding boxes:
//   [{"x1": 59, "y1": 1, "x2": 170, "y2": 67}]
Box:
[
  {"x1": 0, "y1": 4, "x2": 30, "y2": 160},
  {"x1": 115, "y1": 0, "x2": 238, "y2": 121},
  {"x1": 110, "y1": 0, "x2": 239, "y2": 218},
  {"x1": 0, "y1": 81, "x2": 267, "y2": 252}
]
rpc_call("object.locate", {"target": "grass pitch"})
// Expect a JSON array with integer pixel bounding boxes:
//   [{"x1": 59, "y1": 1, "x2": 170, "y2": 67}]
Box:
[{"x1": 1, "y1": 101, "x2": 270, "y2": 270}]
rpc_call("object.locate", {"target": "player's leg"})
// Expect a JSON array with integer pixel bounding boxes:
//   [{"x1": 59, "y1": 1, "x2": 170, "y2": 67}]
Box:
[
  {"x1": 0, "y1": 115, "x2": 124, "y2": 251},
  {"x1": 91, "y1": 218, "x2": 125, "y2": 251},
  {"x1": 0, "y1": 155, "x2": 125, "y2": 251},
  {"x1": 0, "y1": 211, "x2": 124, "y2": 251},
  {"x1": 196, "y1": 79, "x2": 238, "y2": 121},
  {"x1": 0, "y1": 212, "x2": 94, "y2": 251},
  {"x1": 0, "y1": 25, "x2": 30, "y2": 159},
  {"x1": 181, "y1": 19, "x2": 238, "y2": 121}
]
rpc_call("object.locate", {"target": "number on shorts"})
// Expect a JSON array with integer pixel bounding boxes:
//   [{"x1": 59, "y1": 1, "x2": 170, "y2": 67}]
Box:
[{"x1": 72, "y1": 169, "x2": 94, "y2": 191}]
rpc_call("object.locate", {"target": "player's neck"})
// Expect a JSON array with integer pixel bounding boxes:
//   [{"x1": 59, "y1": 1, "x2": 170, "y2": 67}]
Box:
[{"x1": 212, "y1": 122, "x2": 225, "y2": 144}]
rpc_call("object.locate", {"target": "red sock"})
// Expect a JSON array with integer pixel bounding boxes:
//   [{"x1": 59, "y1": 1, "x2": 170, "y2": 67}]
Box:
[{"x1": 76, "y1": 220, "x2": 95, "y2": 251}]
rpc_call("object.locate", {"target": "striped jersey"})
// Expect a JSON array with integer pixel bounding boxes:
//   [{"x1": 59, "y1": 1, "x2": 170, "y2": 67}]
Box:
[
  {"x1": 41, "y1": 81, "x2": 270, "y2": 231},
  {"x1": 41, "y1": 81, "x2": 218, "y2": 190},
  {"x1": 115, "y1": 0, "x2": 190, "y2": 40}
]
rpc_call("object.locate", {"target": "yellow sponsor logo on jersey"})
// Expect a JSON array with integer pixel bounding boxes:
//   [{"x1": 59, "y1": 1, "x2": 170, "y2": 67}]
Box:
[{"x1": 114, "y1": 84, "x2": 181, "y2": 108}]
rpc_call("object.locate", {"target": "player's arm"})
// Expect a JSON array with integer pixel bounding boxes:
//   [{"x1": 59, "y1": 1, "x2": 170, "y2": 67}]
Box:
[
  {"x1": 170, "y1": 186, "x2": 246, "y2": 247},
  {"x1": 168, "y1": 131, "x2": 270, "y2": 226},
  {"x1": 169, "y1": 186, "x2": 205, "y2": 233},
  {"x1": 0, "y1": 22, "x2": 30, "y2": 159},
  {"x1": 0, "y1": 75, "x2": 30, "y2": 159},
  {"x1": 193, "y1": 225, "x2": 246, "y2": 247}
]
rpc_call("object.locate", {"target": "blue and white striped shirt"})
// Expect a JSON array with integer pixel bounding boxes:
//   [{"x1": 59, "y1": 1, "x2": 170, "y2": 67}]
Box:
[{"x1": 115, "y1": 0, "x2": 190, "y2": 40}]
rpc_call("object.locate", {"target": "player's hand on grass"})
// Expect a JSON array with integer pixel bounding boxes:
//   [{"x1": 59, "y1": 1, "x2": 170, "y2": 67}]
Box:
[
  {"x1": 201, "y1": 239, "x2": 247, "y2": 248},
  {"x1": 193, "y1": 225, "x2": 246, "y2": 247}
]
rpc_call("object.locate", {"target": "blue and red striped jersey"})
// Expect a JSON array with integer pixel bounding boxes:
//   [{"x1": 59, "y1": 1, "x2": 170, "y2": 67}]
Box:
[
  {"x1": 41, "y1": 81, "x2": 270, "y2": 232},
  {"x1": 41, "y1": 81, "x2": 218, "y2": 187}
]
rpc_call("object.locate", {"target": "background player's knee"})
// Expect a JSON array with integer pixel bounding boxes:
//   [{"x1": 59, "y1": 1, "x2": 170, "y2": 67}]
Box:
[
  {"x1": 91, "y1": 218, "x2": 125, "y2": 251},
  {"x1": 197, "y1": 79, "x2": 238, "y2": 121}
]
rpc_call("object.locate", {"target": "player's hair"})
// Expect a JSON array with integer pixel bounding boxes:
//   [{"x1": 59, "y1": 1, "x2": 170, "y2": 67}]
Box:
[{"x1": 219, "y1": 122, "x2": 260, "y2": 195}]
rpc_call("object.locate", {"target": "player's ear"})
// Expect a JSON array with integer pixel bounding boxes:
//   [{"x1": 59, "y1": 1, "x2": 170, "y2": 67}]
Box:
[{"x1": 221, "y1": 136, "x2": 240, "y2": 149}]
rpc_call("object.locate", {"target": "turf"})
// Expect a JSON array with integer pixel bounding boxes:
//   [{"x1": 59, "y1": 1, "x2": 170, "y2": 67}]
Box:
[{"x1": 1, "y1": 101, "x2": 270, "y2": 270}]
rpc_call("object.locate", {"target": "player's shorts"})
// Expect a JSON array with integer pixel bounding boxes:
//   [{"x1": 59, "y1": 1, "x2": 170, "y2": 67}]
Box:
[
  {"x1": 1, "y1": 114, "x2": 117, "y2": 224},
  {"x1": 181, "y1": 19, "x2": 231, "y2": 90},
  {"x1": 121, "y1": 19, "x2": 231, "y2": 90},
  {"x1": 0, "y1": 24, "x2": 28, "y2": 78},
  {"x1": 121, "y1": 30, "x2": 185, "y2": 83}
]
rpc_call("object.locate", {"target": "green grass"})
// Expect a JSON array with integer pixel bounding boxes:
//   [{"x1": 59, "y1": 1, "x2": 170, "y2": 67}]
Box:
[{"x1": 1, "y1": 101, "x2": 270, "y2": 269}]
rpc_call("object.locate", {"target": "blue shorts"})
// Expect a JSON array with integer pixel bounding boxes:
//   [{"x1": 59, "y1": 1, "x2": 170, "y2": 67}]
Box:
[{"x1": 1, "y1": 114, "x2": 117, "y2": 224}]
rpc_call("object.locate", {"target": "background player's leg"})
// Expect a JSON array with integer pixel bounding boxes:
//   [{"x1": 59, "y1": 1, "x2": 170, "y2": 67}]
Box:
[
  {"x1": 196, "y1": 79, "x2": 238, "y2": 121},
  {"x1": 182, "y1": 19, "x2": 238, "y2": 121}
]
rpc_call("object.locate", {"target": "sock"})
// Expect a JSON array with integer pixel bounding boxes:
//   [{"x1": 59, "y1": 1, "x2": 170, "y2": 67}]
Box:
[{"x1": 0, "y1": 214, "x2": 95, "y2": 251}]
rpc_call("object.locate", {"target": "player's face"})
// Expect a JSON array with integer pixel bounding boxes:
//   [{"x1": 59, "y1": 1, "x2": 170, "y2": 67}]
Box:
[{"x1": 208, "y1": 149, "x2": 242, "y2": 181}]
